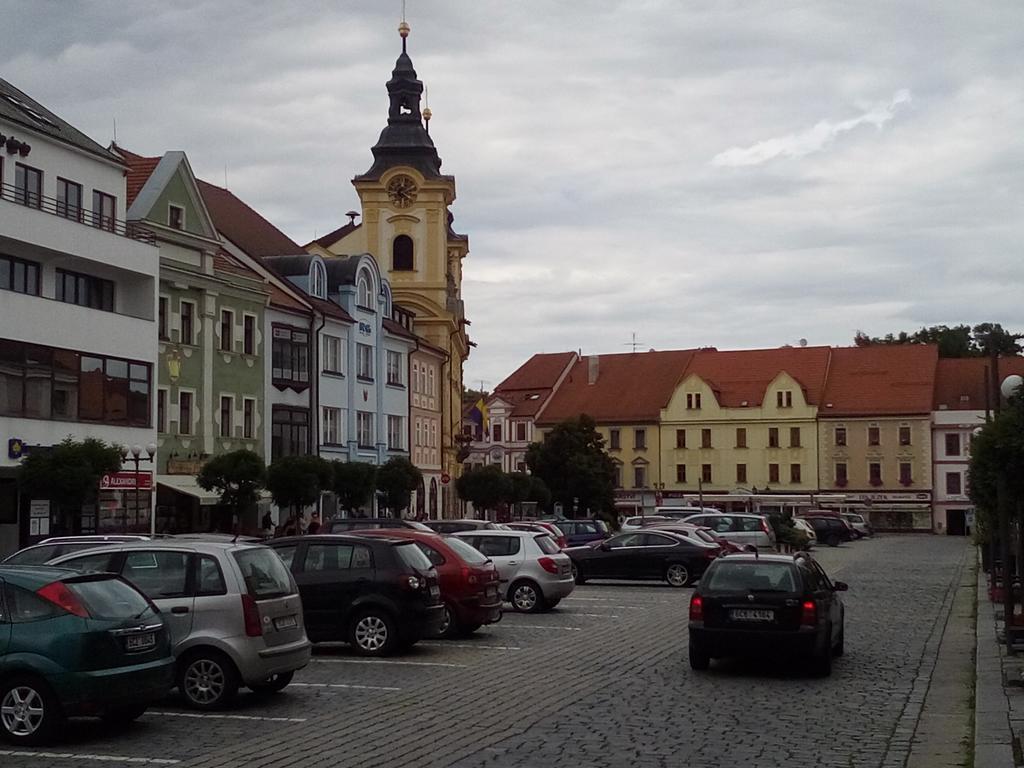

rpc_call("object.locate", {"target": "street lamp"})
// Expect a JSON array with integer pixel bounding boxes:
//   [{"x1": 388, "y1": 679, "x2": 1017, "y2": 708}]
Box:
[{"x1": 124, "y1": 444, "x2": 157, "y2": 535}]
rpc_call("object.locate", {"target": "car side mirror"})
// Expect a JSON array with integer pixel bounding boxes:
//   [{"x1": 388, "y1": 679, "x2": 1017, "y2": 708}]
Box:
[{"x1": 834, "y1": 581, "x2": 848, "y2": 591}]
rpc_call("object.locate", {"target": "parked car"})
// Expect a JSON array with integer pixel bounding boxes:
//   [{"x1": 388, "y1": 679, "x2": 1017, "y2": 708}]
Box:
[
  {"x1": 504, "y1": 521, "x2": 568, "y2": 549},
  {"x1": 2, "y1": 535, "x2": 149, "y2": 566},
  {"x1": 648, "y1": 523, "x2": 755, "y2": 554},
  {"x1": 688, "y1": 552, "x2": 847, "y2": 676},
  {"x1": 682, "y1": 513, "x2": 776, "y2": 551},
  {"x1": 49, "y1": 540, "x2": 310, "y2": 709},
  {"x1": 841, "y1": 513, "x2": 873, "y2": 538},
  {"x1": 356, "y1": 529, "x2": 502, "y2": 637},
  {"x1": 567, "y1": 530, "x2": 718, "y2": 587},
  {"x1": 652, "y1": 507, "x2": 721, "y2": 520},
  {"x1": 0, "y1": 565, "x2": 175, "y2": 744},
  {"x1": 800, "y1": 515, "x2": 854, "y2": 547},
  {"x1": 541, "y1": 518, "x2": 610, "y2": 547},
  {"x1": 267, "y1": 534, "x2": 444, "y2": 656},
  {"x1": 454, "y1": 530, "x2": 574, "y2": 612},
  {"x1": 792, "y1": 518, "x2": 818, "y2": 547},
  {"x1": 621, "y1": 515, "x2": 673, "y2": 531},
  {"x1": 328, "y1": 518, "x2": 432, "y2": 533},
  {"x1": 423, "y1": 519, "x2": 502, "y2": 534}
]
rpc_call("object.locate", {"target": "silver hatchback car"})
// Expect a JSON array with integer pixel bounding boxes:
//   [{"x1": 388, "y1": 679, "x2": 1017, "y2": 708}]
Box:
[
  {"x1": 454, "y1": 530, "x2": 575, "y2": 613},
  {"x1": 49, "y1": 540, "x2": 311, "y2": 710}
]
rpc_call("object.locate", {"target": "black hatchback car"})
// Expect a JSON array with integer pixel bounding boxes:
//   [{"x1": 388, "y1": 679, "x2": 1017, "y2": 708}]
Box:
[
  {"x1": 267, "y1": 534, "x2": 444, "y2": 656},
  {"x1": 567, "y1": 530, "x2": 719, "y2": 587},
  {"x1": 800, "y1": 515, "x2": 855, "y2": 547},
  {"x1": 688, "y1": 553, "x2": 847, "y2": 676}
]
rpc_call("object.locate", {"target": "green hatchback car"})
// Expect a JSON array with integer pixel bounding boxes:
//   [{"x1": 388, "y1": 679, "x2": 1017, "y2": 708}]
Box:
[{"x1": 0, "y1": 565, "x2": 175, "y2": 745}]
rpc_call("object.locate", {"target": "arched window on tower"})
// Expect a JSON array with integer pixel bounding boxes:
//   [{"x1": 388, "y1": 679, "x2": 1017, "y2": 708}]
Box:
[
  {"x1": 357, "y1": 271, "x2": 373, "y2": 309},
  {"x1": 392, "y1": 235, "x2": 414, "y2": 271}
]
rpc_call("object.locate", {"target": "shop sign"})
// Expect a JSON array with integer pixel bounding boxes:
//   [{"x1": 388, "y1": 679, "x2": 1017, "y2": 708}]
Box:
[
  {"x1": 441, "y1": 472, "x2": 450, "y2": 485},
  {"x1": 358, "y1": 322, "x2": 372, "y2": 335},
  {"x1": 167, "y1": 458, "x2": 204, "y2": 475},
  {"x1": 99, "y1": 472, "x2": 153, "y2": 491},
  {"x1": 845, "y1": 492, "x2": 931, "y2": 503}
]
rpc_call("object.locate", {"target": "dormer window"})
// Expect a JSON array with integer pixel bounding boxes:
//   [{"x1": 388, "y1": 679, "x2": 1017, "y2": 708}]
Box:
[
  {"x1": 357, "y1": 271, "x2": 373, "y2": 309},
  {"x1": 311, "y1": 261, "x2": 327, "y2": 299},
  {"x1": 777, "y1": 390, "x2": 793, "y2": 408},
  {"x1": 168, "y1": 204, "x2": 184, "y2": 230}
]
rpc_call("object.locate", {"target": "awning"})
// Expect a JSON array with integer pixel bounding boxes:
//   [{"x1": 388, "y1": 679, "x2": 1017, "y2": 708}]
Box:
[{"x1": 157, "y1": 475, "x2": 221, "y2": 506}]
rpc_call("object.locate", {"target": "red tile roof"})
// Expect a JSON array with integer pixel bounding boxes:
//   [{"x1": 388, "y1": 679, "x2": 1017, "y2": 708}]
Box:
[
  {"x1": 198, "y1": 180, "x2": 303, "y2": 259},
  {"x1": 933, "y1": 356, "x2": 1024, "y2": 410},
  {"x1": 491, "y1": 352, "x2": 577, "y2": 418},
  {"x1": 821, "y1": 345, "x2": 939, "y2": 417},
  {"x1": 115, "y1": 145, "x2": 161, "y2": 208},
  {"x1": 685, "y1": 346, "x2": 832, "y2": 407},
  {"x1": 212, "y1": 250, "x2": 262, "y2": 280},
  {"x1": 537, "y1": 350, "x2": 695, "y2": 425},
  {"x1": 268, "y1": 284, "x2": 309, "y2": 313},
  {"x1": 305, "y1": 221, "x2": 360, "y2": 250}
]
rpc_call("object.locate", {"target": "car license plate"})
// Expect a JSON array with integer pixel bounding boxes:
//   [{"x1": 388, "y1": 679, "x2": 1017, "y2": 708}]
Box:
[
  {"x1": 429, "y1": 585, "x2": 440, "y2": 598},
  {"x1": 485, "y1": 585, "x2": 498, "y2": 599},
  {"x1": 274, "y1": 615, "x2": 298, "y2": 631},
  {"x1": 125, "y1": 632, "x2": 156, "y2": 651},
  {"x1": 730, "y1": 608, "x2": 774, "y2": 622}
]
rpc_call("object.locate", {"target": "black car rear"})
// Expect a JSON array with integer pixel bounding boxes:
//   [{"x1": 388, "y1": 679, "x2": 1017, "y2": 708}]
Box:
[
  {"x1": 688, "y1": 553, "x2": 846, "y2": 676},
  {"x1": 267, "y1": 534, "x2": 444, "y2": 656},
  {"x1": 328, "y1": 518, "x2": 432, "y2": 533},
  {"x1": 801, "y1": 516, "x2": 853, "y2": 547}
]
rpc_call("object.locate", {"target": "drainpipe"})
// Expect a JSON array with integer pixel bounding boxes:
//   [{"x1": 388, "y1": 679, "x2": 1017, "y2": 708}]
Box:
[{"x1": 312, "y1": 309, "x2": 326, "y2": 519}]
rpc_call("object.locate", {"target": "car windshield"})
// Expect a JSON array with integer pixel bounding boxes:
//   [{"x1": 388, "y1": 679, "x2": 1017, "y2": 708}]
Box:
[
  {"x1": 395, "y1": 542, "x2": 434, "y2": 572},
  {"x1": 534, "y1": 535, "x2": 561, "y2": 554},
  {"x1": 704, "y1": 562, "x2": 798, "y2": 593},
  {"x1": 443, "y1": 536, "x2": 489, "y2": 565},
  {"x1": 66, "y1": 576, "x2": 154, "y2": 620},
  {"x1": 233, "y1": 547, "x2": 295, "y2": 598}
]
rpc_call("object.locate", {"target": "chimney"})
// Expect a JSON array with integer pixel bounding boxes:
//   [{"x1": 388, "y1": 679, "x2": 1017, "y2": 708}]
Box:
[{"x1": 587, "y1": 355, "x2": 599, "y2": 385}]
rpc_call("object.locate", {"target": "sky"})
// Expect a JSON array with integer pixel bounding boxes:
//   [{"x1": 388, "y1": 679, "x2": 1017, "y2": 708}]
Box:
[{"x1": 4, "y1": 1, "x2": 1022, "y2": 390}]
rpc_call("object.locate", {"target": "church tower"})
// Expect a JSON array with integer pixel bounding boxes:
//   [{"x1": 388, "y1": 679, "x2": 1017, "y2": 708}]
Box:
[{"x1": 311, "y1": 20, "x2": 470, "y2": 506}]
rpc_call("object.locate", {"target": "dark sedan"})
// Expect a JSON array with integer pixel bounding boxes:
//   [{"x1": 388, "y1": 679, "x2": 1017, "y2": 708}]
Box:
[{"x1": 566, "y1": 530, "x2": 719, "y2": 587}]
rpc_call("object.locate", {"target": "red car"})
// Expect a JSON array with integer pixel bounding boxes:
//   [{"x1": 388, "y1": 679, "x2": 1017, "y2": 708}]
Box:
[{"x1": 358, "y1": 529, "x2": 502, "y2": 637}]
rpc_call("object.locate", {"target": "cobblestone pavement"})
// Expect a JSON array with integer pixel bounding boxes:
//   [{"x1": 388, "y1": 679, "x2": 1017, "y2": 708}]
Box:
[{"x1": 1, "y1": 535, "x2": 969, "y2": 768}]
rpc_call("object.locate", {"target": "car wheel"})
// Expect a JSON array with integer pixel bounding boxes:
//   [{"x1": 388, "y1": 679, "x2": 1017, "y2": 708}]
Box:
[
  {"x1": 101, "y1": 704, "x2": 148, "y2": 724},
  {"x1": 349, "y1": 609, "x2": 398, "y2": 656},
  {"x1": 438, "y1": 603, "x2": 459, "y2": 639},
  {"x1": 688, "y1": 640, "x2": 710, "y2": 671},
  {"x1": 571, "y1": 562, "x2": 587, "y2": 585},
  {"x1": 665, "y1": 563, "x2": 690, "y2": 588},
  {"x1": 249, "y1": 671, "x2": 294, "y2": 695},
  {"x1": 0, "y1": 676, "x2": 64, "y2": 746},
  {"x1": 177, "y1": 651, "x2": 239, "y2": 710},
  {"x1": 510, "y1": 580, "x2": 545, "y2": 613},
  {"x1": 813, "y1": 643, "x2": 834, "y2": 677}
]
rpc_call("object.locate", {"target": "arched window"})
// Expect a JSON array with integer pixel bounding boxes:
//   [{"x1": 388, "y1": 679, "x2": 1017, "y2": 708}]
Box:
[
  {"x1": 311, "y1": 261, "x2": 327, "y2": 299},
  {"x1": 357, "y1": 271, "x2": 372, "y2": 308},
  {"x1": 392, "y1": 235, "x2": 414, "y2": 271}
]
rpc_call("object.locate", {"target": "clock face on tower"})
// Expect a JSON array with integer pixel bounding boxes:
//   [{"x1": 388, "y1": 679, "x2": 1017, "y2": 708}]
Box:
[{"x1": 386, "y1": 175, "x2": 418, "y2": 209}]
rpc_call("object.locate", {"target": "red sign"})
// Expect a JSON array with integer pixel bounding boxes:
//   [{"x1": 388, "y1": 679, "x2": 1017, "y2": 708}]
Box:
[
  {"x1": 100, "y1": 472, "x2": 153, "y2": 491},
  {"x1": 441, "y1": 473, "x2": 451, "y2": 485}
]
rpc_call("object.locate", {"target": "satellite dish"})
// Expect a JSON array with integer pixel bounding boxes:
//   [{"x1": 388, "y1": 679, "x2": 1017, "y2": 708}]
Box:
[
  {"x1": 1001, "y1": 374, "x2": 1024, "y2": 400},
  {"x1": 799, "y1": 338, "x2": 808, "y2": 347}
]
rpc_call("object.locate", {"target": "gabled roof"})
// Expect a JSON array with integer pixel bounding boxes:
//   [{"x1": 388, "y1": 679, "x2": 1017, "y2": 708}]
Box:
[
  {"x1": 684, "y1": 346, "x2": 832, "y2": 407},
  {"x1": 305, "y1": 221, "x2": 360, "y2": 250},
  {"x1": 116, "y1": 145, "x2": 161, "y2": 207},
  {"x1": 537, "y1": 350, "x2": 695, "y2": 425},
  {"x1": 933, "y1": 357, "x2": 1024, "y2": 411},
  {"x1": 821, "y1": 345, "x2": 938, "y2": 417},
  {"x1": 495, "y1": 352, "x2": 577, "y2": 392},
  {"x1": 198, "y1": 180, "x2": 303, "y2": 259}
]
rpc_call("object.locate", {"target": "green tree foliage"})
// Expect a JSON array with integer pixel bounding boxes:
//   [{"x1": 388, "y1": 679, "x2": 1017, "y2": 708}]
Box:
[
  {"x1": 526, "y1": 414, "x2": 616, "y2": 522},
  {"x1": 196, "y1": 450, "x2": 266, "y2": 520},
  {"x1": 332, "y1": 461, "x2": 378, "y2": 513},
  {"x1": 853, "y1": 323, "x2": 1022, "y2": 358},
  {"x1": 19, "y1": 437, "x2": 123, "y2": 517},
  {"x1": 376, "y1": 457, "x2": 423, "y2": 515},
  {"x1": 969, "y1": 391, "x2": 1024, "y2": 538},
  {"x1": 456, "y1": 465, "x2": 513, "y2": 514},
  {"x1": 266, "y1": 455, "x2": 333, "y2": 518}
]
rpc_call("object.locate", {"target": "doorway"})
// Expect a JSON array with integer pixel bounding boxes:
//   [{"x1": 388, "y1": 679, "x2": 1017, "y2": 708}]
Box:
[{"x1": 946, "y1": 509, "x2": 967, "y2": 536}]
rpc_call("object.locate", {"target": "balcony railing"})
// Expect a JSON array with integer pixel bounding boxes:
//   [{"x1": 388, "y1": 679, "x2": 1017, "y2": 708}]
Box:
[{"x1": 0, "y1": 182, "x2": 155, "y2": 244}]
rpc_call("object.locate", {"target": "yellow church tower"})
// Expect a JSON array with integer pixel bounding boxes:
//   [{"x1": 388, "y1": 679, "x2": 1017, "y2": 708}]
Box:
[{"x1": 308, "y1": 20, "x2": 471, "y2": 506}]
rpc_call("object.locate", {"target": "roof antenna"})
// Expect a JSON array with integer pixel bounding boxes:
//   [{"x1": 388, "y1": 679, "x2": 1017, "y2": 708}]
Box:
[
  {"x1": 112, "y1": 116, "x2": 117, "y2": 144},
  {"x1": 346, "y1": 210, "x2": 360, "y2": 225},
  {"x1": 423, "y1": 84, "x2": 432, "y2": 134},
  {"x1": 224, "y1": 164, "x2": 228, "y2": 190},
  {"x1": 623, "y1": 332, "x2": 644, "y2": 353},
  {"x1": 399, "y1": 0, "x2": 410, "y2": 53}
]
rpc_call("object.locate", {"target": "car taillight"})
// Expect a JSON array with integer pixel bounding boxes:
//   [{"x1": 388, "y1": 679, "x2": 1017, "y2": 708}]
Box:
[
  {"x1": 801, "y1": 600, "x2": 816, "y2": 627},
  {"x1": 241, "y1": 594, "x2": 263, "y2": 637},
  {"x1": 461, "y1": 566, "x2": 478, "y2": 585},
  {"x1": 761, "y1": 518, "x2": 772, "y2": 536},
  {"x1": 537, "y1": 557, "x2": 560, "y2": 575},
  {"x1": 36, "y1": 581, "x2": 90, "y2": 618},
  {"x1": 689, "y1": 594, "x2": 703, "y2": 621}
]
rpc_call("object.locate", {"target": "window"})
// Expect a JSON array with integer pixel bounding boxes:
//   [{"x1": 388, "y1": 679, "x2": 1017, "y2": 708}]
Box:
[
  {"x1": 516, "y1": 422, "x2": 527, "y2": 441},
  {"x1": 633, "y1": 465, "x2": 646, "y2": 488},
  {"x1": 0, "y1": 254, "x2": 40, "y2": 295},
  {"x1": 686, "y1": 392, "x2": 701, "y2": 410},
  {"x1": 196, "y1": 556, "x2": 226, "y2": 596},
  {"x1": 701, "y1": 428, "x2": 712, "y2": 449},
  {"x1": 272, "y1": 326, "x2": 310, "y2": 387},
  {"x1": 357, "y1": 273, "x2": 373, "y2": 309},
  {"x1": 15, "y1": 163, "x2": 42, "y2": 208},
  {"x1": 392, "y1": 235, "x2": 414, "y2": 271},
  {"x1": 613, "y1": 464, "x2": 622, "y2": 488},
  {"x1": 243, "y1": 315, "x2": 256, "y2": 356},
  {"x1": 121, "y1": 551, "x2": 189, "y2": 600},
  {"x1": 768, "y1": 427, "x2": 779, "y2": 448},
  {"x1": 777, "y1": 390, "x2": 793, "y2": 408},
  {"x1": 220, "y1": 310, "x2": 234, "y2": 352},
  {"x1": 945, "y1": 433, "x2": 961, "y2": 457},
  {"x1": 868, "y1": 426, "x2": 880, "y2": 446},
  {"x1": 272, "y1": 407, "x2": 309, "y2": 460},
  {"x1": 220, "y1": 396, "x2": 233, "y2": 438},
  {"x1": 157, "y1": 389, "x2": 167, "y2": 433},
  {"x1": 676, "y1": 429, "x2": 686, "y2": 449},
  {"x1": 388, "y1": 415, "x2": 404, "y2": 450},
  {"x1": 427, "y1": 367, "x2": 435, "y2": 396},
  {"x1": 835, "y1": 427, "x2": 847, "y2": 446},
  {"x1": 415, "y1": 418, "x2": 423, "y2": 447},
  {"x1": 768, "y1": 463, "x2": 780, "y2": 483},
  {"x1": 91, "y1": 190, "x2": 116, "y2": 231},
  {"x1": 430, "y1": 421, "x2": 438, "y2": 449},
  {"x1": 168, "y1": 204, "x2": 184, "y2": 230},
  {"x1": 634, "y1": 428, "x2": 646, "y2": 450},
  {"x1": 56, "y1": 178, "x2": 83, "y2": 221},
  {"x1": 736, "y1": 463, "x2": 747, "y2": 484},
  {"x1": 311, "y1": 261, "x2": 327, "y2": 298},
  {"x1": 179, "y1": 391, "x2": 193, "y2": 435},
  {"x1": 323, "y1": 406, "x2": 341, "y2": 445},
  {"x1": 676, "y1": 464, "x2": 686, "y2": 483},
  {"x1": 180, "y1": 301, "x2": 195, "y2": 345},
  {"x1": 493, "y1": 423, "x2": 502, "y2": 442},
  {"x1": 243, "y1": 398, "x2": 255, "y2": 440},
  {"x1": 387, "y1": 350, "x2": 403, "y2": 385},
  {"x1": 357, "y1": 412, "x2": 374, "y2": 448},
  {"x1": 835, "y1": 463, "x2": 848, "y2": 485},
  {"x1": 946, "y1": 472, "x2": 962, "y2": 495},
  {"x1": 869, "y1": 462, "x2": 883, "y2": 486},
  {"x1": 899, "y1": 425, "x2": 911, "y2": 446},
  {"x1": 735, "y1": 428, "x2": 746, "y2": 448},
  {"x1": 790, "y1": 463, "x2": 802, "y2": 483},
  {"x1": 790, "y1": 427, "x2": 801, "y2": 448},
  {"x1": 323, "y1": 335, "x2": 342, "y2": 374},
  {"x1": 609, "y1": 429, "x2": 620, "y2": 450},
  {"x1": 357, "y1": 343, "x2": 374, "y2": 381},
  {"x1": 899, "y1": 462, "x2": 912, "y2": 485},
  {"x1": 305, "y1": 544, "x2": 354, "y2": 572},
  {"x1": 158, "y1": 297, "x2": 169, "y2": 340},
  {"x1": 701, "y1": 464, "x2": 712, "y2": 483},
  {"x1": 56, "y1": 268, "x2": 114, "y2": 311}
]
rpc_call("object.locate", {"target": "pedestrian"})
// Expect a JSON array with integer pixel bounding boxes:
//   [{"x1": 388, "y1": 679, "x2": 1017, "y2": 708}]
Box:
[
  {"x1": 307, "y1": 512, "x2": 322, "y2": 535},
  {"x1": 261, "y1": 511, "x2": 274, "y2": 537}
]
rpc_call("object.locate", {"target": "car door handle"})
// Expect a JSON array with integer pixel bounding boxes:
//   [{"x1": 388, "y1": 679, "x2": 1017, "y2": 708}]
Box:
[
  {"x1": 171, "y1": 606, "x2": 190, "y2": 615},
  {"x1": 507, "y1": 561, "x2": 519, "y2": 566}
]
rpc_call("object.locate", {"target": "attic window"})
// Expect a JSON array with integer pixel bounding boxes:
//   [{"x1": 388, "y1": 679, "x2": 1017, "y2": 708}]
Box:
[
  {"x1": 1, "y1": 93, "x2": 57, "y2": 128},
  {"x1": 526, "y1": 394, "x2": 540, "y2": 401},
  {"x1": 168, "y1": 204, "x2": 184, "y2": 230}
]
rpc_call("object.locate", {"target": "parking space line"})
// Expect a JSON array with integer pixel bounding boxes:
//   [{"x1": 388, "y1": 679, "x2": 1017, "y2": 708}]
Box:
[
  {"x1": 502, "y1": 624, "x2": 582, "y2": 631},
  {"x1": 0, "y1": 750, "x2": 179, "y2": 765},
  {"x1": 146, "y1": 711, "x2": 306, "y2": 723},
  {"x1": 291, "y1": 682, "x2": 402, "y2": 692},
  {"x1": 577, "y1": 613, "x2": 620, "y2": 618},
  {"x1": 418, "y1": 642, "x2": 521, "y2": 651},
  {"x1": 311, "y1": 658, "x2": 468, "y2": 668}
]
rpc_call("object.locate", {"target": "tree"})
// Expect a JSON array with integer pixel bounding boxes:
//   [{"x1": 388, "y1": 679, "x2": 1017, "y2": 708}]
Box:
[
  {"x1": 457, "y1": 466, "x2": 513, "y2": 516},
  {"x1": 19, "y1": 437, "x2": 123, "y2": 535},
  {"x1": 332, "y1": 461, "x2": 378, "y2": 515},
  {"x1": 969, "y1": 392, "x2": 1024, "y2": 538},
  {"x1": 853, "y1": 323, "x2": 1022, "y2": 358},
  {"x1": 526, "y1": 414, "x2": 616, "y2": 523},
  {"x1": 196, "y1": 450, "x2": 266, "y2": 526},
  {"x1": 266, "y1": 455, "x2": 333, "y2": 523},
  {"x1": 376, "y1": 457, "x2": 423, "y2": 516}
]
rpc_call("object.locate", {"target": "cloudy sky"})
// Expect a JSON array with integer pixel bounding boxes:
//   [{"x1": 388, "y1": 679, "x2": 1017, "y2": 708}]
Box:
[{"x1": 5, "y1": 1, "x2": 1022, "y2": 388}]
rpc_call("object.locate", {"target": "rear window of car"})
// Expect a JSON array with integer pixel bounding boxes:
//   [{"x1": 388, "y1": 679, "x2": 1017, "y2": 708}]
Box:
[
  {"x1": 3, "y1": 545, "x2": 59, "y2": 565},
  {"x1": 704, "y1": 562, "x2": 798, "y2": 593},
  {"x1": 395, "y1": 542, "x2": 434, "y2": 572},
  {"x1": 534, "y1": 535, "x2": 560, "y2": 555},
  {"x1": 443, "y1": 536, "x2": 489, "y2": 565},
  {"x1": 738, "y1": 518, "x2": 764, "y2": 533},
  {"x1": 67, "y1": 577, "x2": 153, "y2": 620},
  {"x1": 233, "y1": 548, "x2": 295, "y2": 598}
]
